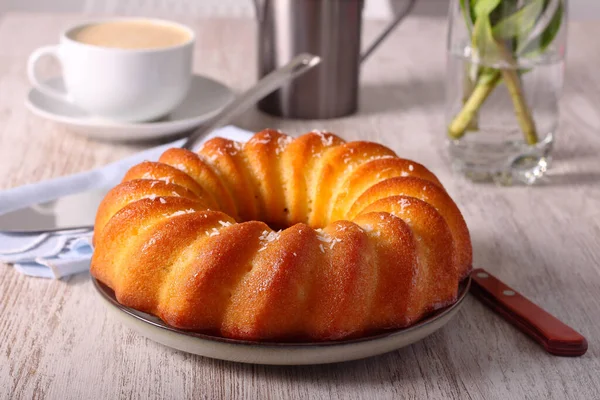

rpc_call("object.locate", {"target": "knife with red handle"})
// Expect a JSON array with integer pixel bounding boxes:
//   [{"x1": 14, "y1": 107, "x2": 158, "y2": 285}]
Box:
[{"x1": 470, "y1": 268, "x2": 588, "y2": 357}]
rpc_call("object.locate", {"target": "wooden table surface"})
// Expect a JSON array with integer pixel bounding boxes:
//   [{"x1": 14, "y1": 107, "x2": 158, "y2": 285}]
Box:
[{"x1": 0, "y1": 13, "x2": 599, "y2": 400}]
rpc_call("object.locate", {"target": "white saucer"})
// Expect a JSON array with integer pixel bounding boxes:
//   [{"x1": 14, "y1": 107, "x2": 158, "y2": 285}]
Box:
[
  {"x1": 25, "y1": 75, "x2": 234, "y2": 142},
  {"x1": 93, "y1": 277, "x2": 470, "y2": 365}
]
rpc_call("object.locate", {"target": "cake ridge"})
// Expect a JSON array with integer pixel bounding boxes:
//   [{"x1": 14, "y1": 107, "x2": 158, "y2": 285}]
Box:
[
  {"x1": 158, "y1": 148, "x2": 238, "y2": 219},
  {"x1": 198, "y1": 137, "x2": 260, "y2": 222}
]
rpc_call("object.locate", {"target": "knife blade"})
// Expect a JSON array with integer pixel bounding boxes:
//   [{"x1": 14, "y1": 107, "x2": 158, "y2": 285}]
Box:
[{"x1": 0, "y1": 188, "x2": 108, "y2": 233}]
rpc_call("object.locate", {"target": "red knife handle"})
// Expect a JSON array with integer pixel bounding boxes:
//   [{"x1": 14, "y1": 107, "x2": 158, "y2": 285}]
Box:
[{"x1": 470, "y1": 268, "x2": 588, "y2": 357}]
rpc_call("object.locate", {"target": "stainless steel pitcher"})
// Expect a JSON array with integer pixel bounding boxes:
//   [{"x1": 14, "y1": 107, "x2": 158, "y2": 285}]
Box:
[{"x1": 253, "y1": 0, "x2": 417, "y2": 119}]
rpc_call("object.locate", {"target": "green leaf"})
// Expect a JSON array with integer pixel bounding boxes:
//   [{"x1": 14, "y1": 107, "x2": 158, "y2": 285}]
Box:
[
  {"x1": 538, "y1": 1, "x2": 563, "y2": 50},
  {"x1": 460, "y1": 0, "x2": 472, "y2": 31},
  {"x1": 489, "y1": 0, "x2": 519, "y2": 26},
  {"x1": 473, "y1": 0, "x2": 502, "y2": 18},
  {"x1": 459, "y1": 0, "x2": 471, "y2": 21},
  {"x1": 472, "y1": 13, "x2": 502, "y2": 64},
  {"x1": 492, "y1": 0, "x2": 545, "y2": 40},
  {"x1": 518, "y1": 0, "x2": 564, "y2": 56}
]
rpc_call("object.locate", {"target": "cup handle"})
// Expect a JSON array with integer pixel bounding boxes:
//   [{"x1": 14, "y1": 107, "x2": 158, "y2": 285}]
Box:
[
  {"x1": 27, "y1": 46, "x2": 71, "y2": 103},
  {"x1": 361, "y1": 0, "x2": 418, "y2": 62}
]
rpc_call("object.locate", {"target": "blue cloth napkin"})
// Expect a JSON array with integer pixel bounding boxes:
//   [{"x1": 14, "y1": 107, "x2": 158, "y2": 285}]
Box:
[{"x1": 0, "y1": 125, "x2": 253, "y2": 279}]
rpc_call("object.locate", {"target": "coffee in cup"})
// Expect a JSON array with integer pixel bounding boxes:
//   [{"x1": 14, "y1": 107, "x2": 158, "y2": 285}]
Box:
[
  {"x1": 27, "y1": 18, "x2": 195, "y2": 123},
  {"x1": 69, "y1": 20, "x2": 191, "y2": 50}
]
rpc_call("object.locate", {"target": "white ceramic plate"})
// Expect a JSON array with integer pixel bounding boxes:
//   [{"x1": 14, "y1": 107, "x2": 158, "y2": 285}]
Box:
[
  {"x1": 93, "y1": 277, "x2": 470, "y2": 365},
  {"x1": 25, "y1": 75, "x2": 234, "y2": 142}
]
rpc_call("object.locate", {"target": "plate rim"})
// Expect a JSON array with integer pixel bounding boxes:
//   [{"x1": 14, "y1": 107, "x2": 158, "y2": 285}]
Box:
[
  {"x1": 24, "y1": 74, "x2": 234, "y2": 137},
  {"x1": 92, "y1": 275, "x2": 471, "y2": 349}
]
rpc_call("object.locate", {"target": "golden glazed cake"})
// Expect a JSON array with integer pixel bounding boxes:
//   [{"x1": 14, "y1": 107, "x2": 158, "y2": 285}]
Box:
[{"x1": 91, "y1": 129, "x2": 472, "y2": 341}]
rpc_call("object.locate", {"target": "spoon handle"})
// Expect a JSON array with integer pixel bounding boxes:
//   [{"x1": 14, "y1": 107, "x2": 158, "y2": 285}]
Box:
[
  {"x1": 470, "y1": 268, "x2": 588, "y2": 357},
  {"x1": 182, "y1": 53, "x2": 321, "y2": 150}
]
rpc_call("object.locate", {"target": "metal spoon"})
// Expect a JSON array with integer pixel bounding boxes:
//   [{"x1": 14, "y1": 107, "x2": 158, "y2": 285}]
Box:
[{"x1": 183, "y1": 53, "x2": 321, "y2": 150}]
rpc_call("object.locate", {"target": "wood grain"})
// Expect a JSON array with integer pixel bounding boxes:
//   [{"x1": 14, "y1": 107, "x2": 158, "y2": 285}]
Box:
[{"x1": 1, "y1": 13, "x2": 599, "y2": 400}]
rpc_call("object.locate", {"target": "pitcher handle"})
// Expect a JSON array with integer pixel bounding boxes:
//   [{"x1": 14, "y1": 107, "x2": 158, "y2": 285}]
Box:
[{"x1": 361, "y1": 0, "x2": 418, "y2": 62}]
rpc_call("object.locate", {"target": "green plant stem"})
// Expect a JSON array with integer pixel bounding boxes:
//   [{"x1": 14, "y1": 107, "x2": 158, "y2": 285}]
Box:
[
  {"x1": 448, "y1": 43, "x2": 539, "y2": 145},
  {"x1": 448, "y1": 70, "x2": 501, "y2": 140},
  {"x1": 462, "y1": 63, "x2": 480, "y2": 131},
  {"x1": 494, "y1": 43, "x2": 539, "y2": 145},
  {"x1": 499, "y1": 68, "x2": 538, "y2": 145}
]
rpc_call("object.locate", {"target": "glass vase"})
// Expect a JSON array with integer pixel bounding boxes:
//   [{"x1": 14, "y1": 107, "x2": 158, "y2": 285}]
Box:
[{"x1": 445, "y1": 0, "x2": 568, "y2": 185}]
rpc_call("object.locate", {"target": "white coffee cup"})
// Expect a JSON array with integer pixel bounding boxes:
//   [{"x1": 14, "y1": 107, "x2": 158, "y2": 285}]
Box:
[{"x1": 27, "y1": 18, "x2": 195, "y2": 123}]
